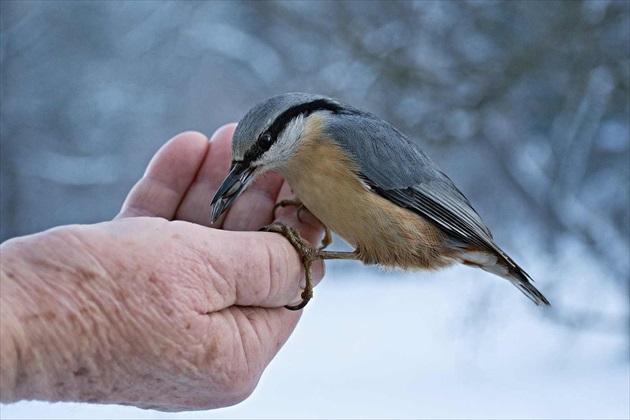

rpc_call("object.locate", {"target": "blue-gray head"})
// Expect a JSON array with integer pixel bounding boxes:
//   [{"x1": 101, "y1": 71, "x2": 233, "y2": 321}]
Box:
[{"x1": 210, "y1": 93, "x2": 344, "y2": 222}]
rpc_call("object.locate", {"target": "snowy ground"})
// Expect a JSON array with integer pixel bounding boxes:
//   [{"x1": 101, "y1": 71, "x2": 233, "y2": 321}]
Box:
[{"x1": 1, "y1": 257, "x2": 628, "y2": 419}]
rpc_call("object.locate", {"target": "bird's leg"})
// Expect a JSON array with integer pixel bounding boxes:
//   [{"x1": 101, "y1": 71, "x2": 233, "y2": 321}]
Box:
[
  {"x1": 259, "y1": 223, "x2": 359, "y2": 310},
  {"x1": 273, "y1": 199, "x2": 304, "y2": 219},
  {"x1": 272, "y1": 200, "x2": 334, "y2": 250}
]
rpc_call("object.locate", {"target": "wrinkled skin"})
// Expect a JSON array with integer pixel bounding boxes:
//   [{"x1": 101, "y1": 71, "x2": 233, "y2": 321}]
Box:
[{"x1": 0, "y1": 125, "x2": 324, "y2": 411}]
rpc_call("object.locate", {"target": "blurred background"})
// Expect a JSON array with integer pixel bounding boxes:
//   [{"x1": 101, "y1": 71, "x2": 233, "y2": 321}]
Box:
[{"x1": 1, "y1": 1, "x2": 628, "y2": 419}]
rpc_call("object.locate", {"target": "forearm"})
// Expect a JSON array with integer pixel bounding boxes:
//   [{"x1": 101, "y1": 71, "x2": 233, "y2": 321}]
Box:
[{"x1": 0, "y1": 226, "x2": 124, "y2": 403}]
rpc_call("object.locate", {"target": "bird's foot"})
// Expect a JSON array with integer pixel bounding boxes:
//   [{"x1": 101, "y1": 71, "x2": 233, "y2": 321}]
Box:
[
  {"x1": 272, "y1": 200, "x2": 333, "y2": 250},
  {"x1": 259, "y1": 223, "x2": 316, "y2": 310},
  {"x1": 273, "y1": 199, "x2": 305, "y2": 220},
  {"x1": 259, "y1": 222, "x2": 358, "y2": 310}
]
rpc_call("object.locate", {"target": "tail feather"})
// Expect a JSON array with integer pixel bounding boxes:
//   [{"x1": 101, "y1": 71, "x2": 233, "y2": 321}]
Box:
[
  {"x1": 461, "y1": 249, "x2": 551, "y2": 306},
  {"x1": 510, "y1": 274, "x2": 551, "y2": 306}
]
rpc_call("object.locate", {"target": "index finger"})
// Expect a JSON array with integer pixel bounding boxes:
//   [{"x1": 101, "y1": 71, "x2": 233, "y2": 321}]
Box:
[{"x1": 117, "y1": 131, "x2": 210, "y2": 220}]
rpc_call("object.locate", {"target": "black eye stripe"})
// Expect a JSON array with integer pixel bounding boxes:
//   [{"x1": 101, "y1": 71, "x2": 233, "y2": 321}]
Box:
[
  {"x1": 242, "y1": 98, "x2": 346, "y2": 164},
  {"x1": 266, "y1": 99, "x2": 343, "y2": 139}
]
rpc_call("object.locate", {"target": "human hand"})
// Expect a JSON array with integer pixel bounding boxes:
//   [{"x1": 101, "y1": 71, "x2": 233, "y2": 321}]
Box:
[{"x1": 0, "y1": 126, "x2": 324, "y2": 411}]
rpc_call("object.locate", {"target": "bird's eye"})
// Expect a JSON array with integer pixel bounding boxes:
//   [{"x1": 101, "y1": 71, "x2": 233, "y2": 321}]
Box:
[{"x1": 258, "y1": 133, "x2": 273, "y2": 151}]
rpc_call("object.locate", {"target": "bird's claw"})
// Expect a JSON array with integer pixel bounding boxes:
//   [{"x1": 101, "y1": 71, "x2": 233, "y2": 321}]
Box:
[
  {"x1": 259, "y1": 223, "x2": 317, "y2": 310},
  {"x1": 272, "y1": 200, "x2": 333, "y2": 250},
  {"x1": 273, "y1": 199, "x2": 306, "y2": 222}
]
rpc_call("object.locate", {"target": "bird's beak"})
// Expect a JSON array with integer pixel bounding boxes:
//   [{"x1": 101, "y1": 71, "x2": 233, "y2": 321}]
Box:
[{"x1": 210, "y1": 161, "x2": 255, "y2": 223}]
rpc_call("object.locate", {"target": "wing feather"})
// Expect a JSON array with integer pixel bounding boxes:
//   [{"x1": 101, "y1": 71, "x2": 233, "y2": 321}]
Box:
[{"x1": 323, "y1": 112, "x2": 496, "y2": 251}]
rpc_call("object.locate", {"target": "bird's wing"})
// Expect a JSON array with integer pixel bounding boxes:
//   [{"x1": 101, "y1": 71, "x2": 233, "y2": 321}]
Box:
[{"x1": 324, "y1": 112, "x2": 496, "y2": 251}]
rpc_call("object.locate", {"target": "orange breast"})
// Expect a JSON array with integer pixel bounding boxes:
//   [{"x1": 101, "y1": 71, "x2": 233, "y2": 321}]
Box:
[{"x1": 278, "y1": 117, "x2": 458, "y2": 270}]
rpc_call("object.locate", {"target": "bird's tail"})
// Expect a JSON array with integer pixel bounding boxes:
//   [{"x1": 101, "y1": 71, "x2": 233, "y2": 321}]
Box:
[{"x1": 460, "y1": 248, "x2": 551, "y2": 306}]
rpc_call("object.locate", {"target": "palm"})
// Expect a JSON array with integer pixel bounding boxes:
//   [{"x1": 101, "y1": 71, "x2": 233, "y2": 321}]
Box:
[{"x1": 109, "y1": 126, "x2": 323, "y2": 410}]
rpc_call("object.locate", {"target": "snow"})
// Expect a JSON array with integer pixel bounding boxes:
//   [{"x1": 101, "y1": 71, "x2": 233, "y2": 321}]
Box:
[{"x1": 2, "y1": 262, "x2": 628, "y2": 419}]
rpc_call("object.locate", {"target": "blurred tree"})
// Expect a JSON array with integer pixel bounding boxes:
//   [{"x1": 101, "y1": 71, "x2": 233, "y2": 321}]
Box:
[
  {"x1": 248, "y1": 0, "x2": 629, "y2": 333},
  {"x1": 1, "y1": 0, "x2": 628, "y2": 334}
]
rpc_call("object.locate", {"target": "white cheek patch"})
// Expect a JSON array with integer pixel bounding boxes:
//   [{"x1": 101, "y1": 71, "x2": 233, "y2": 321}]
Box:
[
  {"x1": 277, "y1": 115, "x2": 306, "y2": 150},
  {"x1": 262, "y1": 115, "x2": 307, "y2": 166}
]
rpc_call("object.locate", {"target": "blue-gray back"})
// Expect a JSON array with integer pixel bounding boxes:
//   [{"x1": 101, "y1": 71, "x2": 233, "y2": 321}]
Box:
[{"x1": 323, "y1": 110, "x2": 496, "y2": 250}]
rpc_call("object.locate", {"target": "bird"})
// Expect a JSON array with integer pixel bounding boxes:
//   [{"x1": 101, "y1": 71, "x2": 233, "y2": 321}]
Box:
[{"x1": 210, "y1": 93, "x2": 550, "y2": 310}]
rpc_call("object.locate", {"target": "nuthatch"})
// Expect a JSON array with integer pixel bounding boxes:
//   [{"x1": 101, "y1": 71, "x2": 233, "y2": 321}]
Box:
[{"x1": 210, "y1": 93, "x2": 550, "y2": 310}]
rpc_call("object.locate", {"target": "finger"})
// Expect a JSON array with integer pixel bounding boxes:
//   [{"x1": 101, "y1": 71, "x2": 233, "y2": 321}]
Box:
[
  {"x1": 117, "y1": 132, "x2": 209, "y2": 219},
  {"x1": 264, "y1": 182, "x2": 326, "y2": 302},
  {"x1": 175, "y1": 124, "x2": 236, "y2": 227},
  {"x1": 221, "y1": 172, "x2": 284, "y2": 231},
  {"x1": 180, "y1": 226, "x2": 321, "y2": 309}
]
